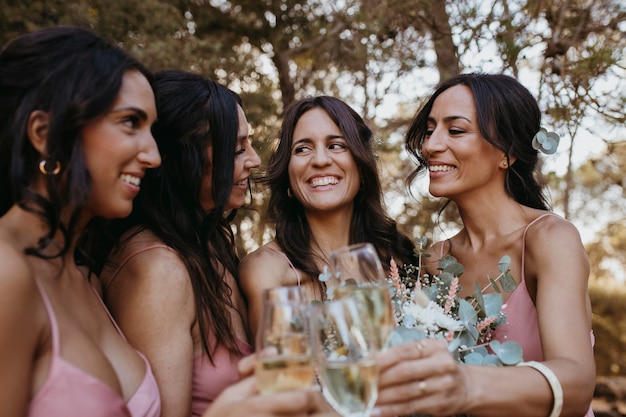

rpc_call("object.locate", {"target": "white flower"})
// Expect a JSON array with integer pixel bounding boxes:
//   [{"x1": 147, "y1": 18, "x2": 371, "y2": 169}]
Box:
[{"x1": 401, "y1": 300, "x2": 464, "y2": 333}]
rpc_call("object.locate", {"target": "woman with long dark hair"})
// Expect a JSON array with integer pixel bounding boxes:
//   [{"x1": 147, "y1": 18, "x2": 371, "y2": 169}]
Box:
[
  {"x1": 375, "y1": 73, "x2": 595, "y2": 417},
  {"x1": 0, "y1": 26, "x2": 161, "y2": 416},
  {"x1": 85, "y1": 70, "x2": 260, "y2": 417},
  {"x1": 240, "y1": 95, "x2": 416, "y2": 336}
]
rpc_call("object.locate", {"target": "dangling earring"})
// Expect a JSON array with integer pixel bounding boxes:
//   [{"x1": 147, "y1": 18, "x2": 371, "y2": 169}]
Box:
[
  {"x1": 39, "y1": 159, "x2": 61, "y2": 175},
  {"x1": 287, "y1": 187, "x2": 294, "y2": 199}
]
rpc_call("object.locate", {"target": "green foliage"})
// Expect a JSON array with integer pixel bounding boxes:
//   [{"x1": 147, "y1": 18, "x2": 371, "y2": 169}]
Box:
[{"x1": 386, "y1": 242, "x2": 523, "y2": 366}]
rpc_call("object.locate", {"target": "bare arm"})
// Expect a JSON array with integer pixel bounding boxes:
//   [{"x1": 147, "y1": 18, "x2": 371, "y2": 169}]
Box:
[
  {"x1": 239, "y1": 244, "x2": 295, "y2": 339},
  {"x1": 376, "y1": 217, "x2": 595, "y2": 417},
  {"x1": 104, "y1": 246, "x2": 196, "y2": 417},
  {"x1": 0, "y1": 243, "x2": 42, "y2": 416}
]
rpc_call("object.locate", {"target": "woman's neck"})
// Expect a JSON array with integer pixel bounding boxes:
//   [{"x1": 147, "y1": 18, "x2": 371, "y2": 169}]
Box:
[
  {"x1": 305, "y1": 209, "x2": 352, "y2": 256},
  {"x1": 456, "y1": 197, "x2": 534, "y2": 248}
]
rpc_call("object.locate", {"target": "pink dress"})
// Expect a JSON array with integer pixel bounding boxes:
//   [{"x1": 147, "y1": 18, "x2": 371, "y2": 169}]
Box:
[
  {"x1": 27, "y1": 276, "x2": 161, "y2": 417},
  {"x1": 106, "y1": 244, "x2": 253, "y2": 417},
  {"x1": 491, "y1": 213, "x2": 595, "y2": 416},
  {"x1": 191, "y1": 337, "x2": 253, "y2": 416}
]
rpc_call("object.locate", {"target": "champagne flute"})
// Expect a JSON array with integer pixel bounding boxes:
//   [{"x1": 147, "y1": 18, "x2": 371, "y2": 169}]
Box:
[
  {"x1": 255, "y1": 286, "x2": 314, "y2": 394},
  {"x1": 311, "y1": 297, "x2": 379, "y2": 417},
  {"x1": 328, "y1": 243, "x2": 394, "y2": 349}
]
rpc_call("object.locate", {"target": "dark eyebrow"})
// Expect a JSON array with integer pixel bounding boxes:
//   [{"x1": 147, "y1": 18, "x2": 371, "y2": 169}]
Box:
[
  {"x1": 428, "y1": 115, "x2": 471, "y2": 123},
  {"x1": 110, "y1": 106, "x2": 148, "y2": 121},
  {"x1": 292, "y1": 137, "x2": 313, "y2": 147},
  {"x1": 327, "y1": 134, "x2": 345, "y2": 140}
]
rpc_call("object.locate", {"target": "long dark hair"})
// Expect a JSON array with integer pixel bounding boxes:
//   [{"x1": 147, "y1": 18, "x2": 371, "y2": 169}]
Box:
[
  {"x1": 266, "y1": 96, "x2": 416, "y2": 295},
  {"x1": 86, "y1": 71, "x2": 245, "y2": 359},
  {"x1": 0, "y1": 26, "x2": 153, "y2": 260},
  {"x1": 405, "y1": 73, "x2": 549, "y2": 210}
]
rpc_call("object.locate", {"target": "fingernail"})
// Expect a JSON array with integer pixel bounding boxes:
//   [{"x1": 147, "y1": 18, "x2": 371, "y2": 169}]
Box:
[{"x1": 371, "y1": 407, "x2": 382, "y2": 417}]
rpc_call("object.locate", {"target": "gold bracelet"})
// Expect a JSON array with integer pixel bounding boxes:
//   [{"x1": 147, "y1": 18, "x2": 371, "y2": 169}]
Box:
[{"x1": 517, "y1": 361, "x2": 563, "y2": 417}]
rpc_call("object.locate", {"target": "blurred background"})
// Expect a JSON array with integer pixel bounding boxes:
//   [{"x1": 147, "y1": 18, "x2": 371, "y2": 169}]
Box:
[{"x1": 2, "y1": 0, "x2": 624, "y2": 412}]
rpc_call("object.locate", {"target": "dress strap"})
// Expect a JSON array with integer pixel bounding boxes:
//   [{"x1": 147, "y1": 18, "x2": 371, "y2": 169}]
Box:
[
  {"x1": 103, "y1": 244, "x2": 174, "y2": 291},
  {"x1": 439, "y1": 240, "x2": 450, "y2": 258},
  {"x1": 520, "y1": 213, "x2": 559, "y2": 282},
  {"x1": 32, "y1": 276, "x2": 60, "y2": 356},
  {"x1": 266, "y1": 246, "x2": 301, "y2": 287}
]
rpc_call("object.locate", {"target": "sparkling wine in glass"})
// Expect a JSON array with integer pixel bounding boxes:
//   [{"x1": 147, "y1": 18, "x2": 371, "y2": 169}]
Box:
[
  {"x1": 255, "y1": 286, "x2": 314, "y2": 394},
  {"x1": 328, "y1": 242, "x2": 394, "y2": 350},
  {"x1": 311, "y1": 297, "x2": 379, "y2": 417}
]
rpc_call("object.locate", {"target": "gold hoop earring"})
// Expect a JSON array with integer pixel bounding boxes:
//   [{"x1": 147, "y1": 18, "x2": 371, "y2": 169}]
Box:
[
  {"x1": 39, "y1": 159, "x2": 61, "y2": 175},
  {"x1": 287, "y1": 187, "x2": 294, "y2": 199}
]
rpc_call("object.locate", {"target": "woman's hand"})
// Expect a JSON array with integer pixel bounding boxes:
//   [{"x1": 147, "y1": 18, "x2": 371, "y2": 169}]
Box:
[
  {"x1": 374, "y1": 339, "x2": 471, "y2": 417},
  {"x1": 206, "y1": 353, "x2": 337, "y2": 417}
]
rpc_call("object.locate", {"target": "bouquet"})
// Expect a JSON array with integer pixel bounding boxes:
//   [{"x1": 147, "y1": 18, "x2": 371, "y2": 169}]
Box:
[{"x1": 386, "y1": 237, "x2": 523, "y2": 366}]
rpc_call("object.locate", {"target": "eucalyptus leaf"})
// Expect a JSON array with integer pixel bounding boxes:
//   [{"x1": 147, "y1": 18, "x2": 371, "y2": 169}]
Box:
[
  {"x1": 481, "y1": 354, "x2": 501, "y2": 366},
  {"x1": 385, "y1": 326, "x2": 426, "y2": 348},
  {"x1": 498, "y1": 255, "x2": 511, "y2": 273},
  {"x1": 490, "y1": 340, "x2": 523, "y2": 365},
  {"x1": 483, "y1": 293, "x2": 504, "y2": 318},
  {"x1": 438, "y1": 271, "x2": 455, "y2": 286},
  {"x1": 463, "y1": 351, "x2": 485, "y2": 365},
  {"x1": 501, "y1": 272, "x2": 518, "y2": 293},
  {"x1": 488, "y1": 277, "x2": 502, "y2": 294},
  {"x1": 442, "y1": 261, "x2": 464, "y2": 277},
  {"x1": 458, "y1": 299, "x2": 478, "y2": 323},
  {"x1": 473, "y1": 282, "x2": 485, "y2": 311},
  {"x1": 438, "y1": 255, "x2": 458, "y2": 270}
]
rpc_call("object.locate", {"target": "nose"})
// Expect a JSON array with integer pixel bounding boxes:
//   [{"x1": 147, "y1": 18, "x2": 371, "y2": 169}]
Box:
[
  {"x1": 139, "y1": 133, "x2": 162, "y2": 169},
  {"x1": 421, "y1": 126, "x2": 446, "y2": 157},
  {"x1": 246, "y1": 145, "x2": 261, "y2": 169},
  {"x1": 311, "y1": 145, "x2": 331, "y2": 166}
]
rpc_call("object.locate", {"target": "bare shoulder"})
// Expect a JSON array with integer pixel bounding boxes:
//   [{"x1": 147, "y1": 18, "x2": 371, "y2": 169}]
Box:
[
  {"x1": 104, "y1": 236, "x2": 193, "y2": 315},
  {"x1": 524, "y1": 213, "x2": 585, "y2": 250},
  {"x1": 0, "y1": 240, "x2": 45, "y2": 342},
  {"x1": 239, "y1": 241, "x2": 295, "y2": 290},
  {"x1": 240, "y1": 242, "x2": 290, "y2": 276},
  {"x1": 523, "y1": 212, "x2": 589, "y2": 284},
  {"x1": 0, "y1": 240, "x2": 39, "y2": 302}
]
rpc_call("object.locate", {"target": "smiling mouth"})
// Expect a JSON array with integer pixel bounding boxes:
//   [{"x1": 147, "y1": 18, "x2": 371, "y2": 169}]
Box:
[
  {"x1": 309, "y1": 176, "x2": 339, "y2": 188},
  {"x1": 428, "y1": 165, "x2": 455, "y2": 172},
  {"x1": 120, "y1": 174, "x2": 141, "y2": 186},
  {"x1": 235, "y1": 179, "x2": 248, "y2": 186}
]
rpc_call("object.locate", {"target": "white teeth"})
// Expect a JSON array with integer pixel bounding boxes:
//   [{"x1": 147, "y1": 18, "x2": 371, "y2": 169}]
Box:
[
  {"x1": 429, "y1": 165, "x2": 455, "y2": 172},
  {"x1": 120, "y1": 174, "x2": 141, "y2": 186},
  {"x1": 310, "y1": 176, "x2": 339, "y2": 187}
]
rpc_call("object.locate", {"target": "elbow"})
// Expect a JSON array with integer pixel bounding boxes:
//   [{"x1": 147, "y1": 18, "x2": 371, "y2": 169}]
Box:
[{"x1": 562, "y1": 372, "x2": 595, "y2": 416}]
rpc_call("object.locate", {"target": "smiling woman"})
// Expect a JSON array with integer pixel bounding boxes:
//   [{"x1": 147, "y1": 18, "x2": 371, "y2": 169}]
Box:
[
  {"x1": 83, "y1": 70, "x2": 260, "y2": 417},
  {"x1": 0, "y1": 26, "x2": 161, "y2": 417},
  {"x1": 239, "y1": 95, "x2": 417, "y2": 338},
  {"x1": 372, "y1": 73, "x2": 596, "y2": 417}
]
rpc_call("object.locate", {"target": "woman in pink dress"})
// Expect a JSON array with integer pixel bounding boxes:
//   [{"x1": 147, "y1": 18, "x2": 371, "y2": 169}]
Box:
[
  {"x1": 0, "y1": 26, "x2": 161, "y2": 417},
  {"x1": 375, "y1": 73, "x2": 595, "y2": 416},
  {"x1": 84, "y1": 71, "x2": 260, "y2": 417}
]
